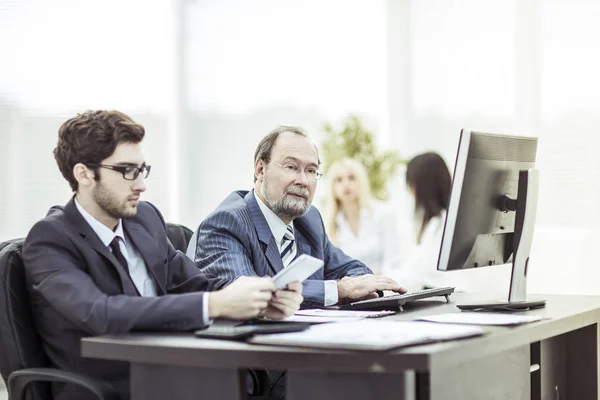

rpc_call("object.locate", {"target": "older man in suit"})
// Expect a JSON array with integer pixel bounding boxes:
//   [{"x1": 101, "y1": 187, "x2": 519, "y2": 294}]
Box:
[
  {"x1": 23, "y1": 111, "x2": 303, "y2": 400},
  {"x1": 187, "y1": 126, "x2": 405, "y2": 397},
  {"x1": 187, "y1": 126, "x2": 405, "y2": 307}
]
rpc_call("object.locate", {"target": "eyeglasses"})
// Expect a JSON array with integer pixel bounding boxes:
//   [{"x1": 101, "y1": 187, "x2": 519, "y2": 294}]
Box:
[
  {"x1": 269, "y1": 161, "x2": 323, "y2": 181},
  {"x1": 86, "y1": 163, "x2": 151, "y2": 180}
]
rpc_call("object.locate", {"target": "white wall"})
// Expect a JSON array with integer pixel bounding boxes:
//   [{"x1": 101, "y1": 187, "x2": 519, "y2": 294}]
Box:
[
  {"x1": 2, "y1": 0, "x2": 599, "y2": 298},
  {"x1": 180, "y1": 0, "x2": 389, "y2": 225},
  {"x1": 0, "y1": 0, "x2": 176, "y2": 239},
  {"x1": 389, "y1": 0, "x2": 600, "y2": 296}
]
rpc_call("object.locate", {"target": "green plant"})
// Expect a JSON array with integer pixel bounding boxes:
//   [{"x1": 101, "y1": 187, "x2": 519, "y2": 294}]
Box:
[{"x1": 321, "y1": 114, "x2": 405, "y2": 200}]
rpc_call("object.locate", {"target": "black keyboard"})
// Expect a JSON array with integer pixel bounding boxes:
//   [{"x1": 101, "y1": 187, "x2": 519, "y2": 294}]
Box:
[{"x1": 339, "y1": 286, "x2": 455, "y2": 311}]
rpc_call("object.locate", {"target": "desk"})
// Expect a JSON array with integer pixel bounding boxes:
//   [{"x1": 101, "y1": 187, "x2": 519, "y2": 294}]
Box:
[{"x1": 81, "y1": 294, "x2": 600, "y2": 400}]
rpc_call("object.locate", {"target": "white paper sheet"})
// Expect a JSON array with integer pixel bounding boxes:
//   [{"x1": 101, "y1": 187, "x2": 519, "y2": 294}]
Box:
[
  {"x1": 295, "y1": 309, "x2": 396, "y2": 318},
  {"x1": 281, "y1": 309, "x2": 394, "y2": 323},
  {"x1": 249, "y1": 320, "x2": 484, "y2": 351},
  {"x1": 418, "y1": 312, "x2": 544, "y2": 326},
  {"x1": 283, "y1": 315, "x2": 363, "y2": 323}
]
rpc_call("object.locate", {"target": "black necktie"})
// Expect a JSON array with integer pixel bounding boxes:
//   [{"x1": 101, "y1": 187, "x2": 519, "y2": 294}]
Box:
[{"x1": 109, "y1": 237, "x2": 129, "y2": 273}]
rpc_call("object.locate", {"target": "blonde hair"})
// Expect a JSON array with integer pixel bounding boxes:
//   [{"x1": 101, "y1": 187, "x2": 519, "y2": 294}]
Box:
[{"x1": 325, "y1": 158, "x2": 372, "y2": 245}]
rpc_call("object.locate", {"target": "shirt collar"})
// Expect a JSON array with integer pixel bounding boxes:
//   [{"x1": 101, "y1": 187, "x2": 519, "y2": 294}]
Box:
[
  {"x1": 253, "y1": 190, "x2": 294, "y2": 245},
  {"x1": 75, "y1": 198, "x2": 125, "y2": 247}
]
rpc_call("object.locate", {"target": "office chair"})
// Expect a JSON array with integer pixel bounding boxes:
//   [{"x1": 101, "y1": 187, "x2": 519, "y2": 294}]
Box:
[
  {"x1": 0, "y1": 239, "x2": 119, "y2": 400},
  {"x1": 166, "y1": 222, "x2": 194, "y2": 253}
]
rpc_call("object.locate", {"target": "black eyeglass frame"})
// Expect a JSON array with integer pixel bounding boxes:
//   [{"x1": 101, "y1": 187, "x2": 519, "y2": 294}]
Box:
[{"x1": 85, "y1": 163, "x2": 151, "y2": 180}]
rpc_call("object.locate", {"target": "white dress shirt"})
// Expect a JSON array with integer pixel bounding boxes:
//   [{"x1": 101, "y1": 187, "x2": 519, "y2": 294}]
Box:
[
  {"x1": 75, "y1": 199, "x2": 157, "y2": 297},
  {"x1": 382, "y1": 210, "x2": 456, "y2": 291},
  {"x1": 75, "y1": 199, "x2": 210, "y2": 325},
  {"x1": 254, "y1": 191, "x2": 339, "y2": 305},
  {"x1": 335, "y1": 200, "x2": 401, "y2": 275}
]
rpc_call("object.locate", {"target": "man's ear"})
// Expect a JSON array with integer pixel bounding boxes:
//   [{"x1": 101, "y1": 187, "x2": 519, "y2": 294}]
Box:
[
  {"x1": 73, "y1": 163, "x2": 95, "y2": 188},
  {"x1": 254, "y1": 159, "x2": 265, "y2": 182}
]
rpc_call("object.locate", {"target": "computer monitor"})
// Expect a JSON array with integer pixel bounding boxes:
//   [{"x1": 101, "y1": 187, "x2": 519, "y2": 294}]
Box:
[{"x1": 437, "y1": 130, "x2": 545, "y2": 311}]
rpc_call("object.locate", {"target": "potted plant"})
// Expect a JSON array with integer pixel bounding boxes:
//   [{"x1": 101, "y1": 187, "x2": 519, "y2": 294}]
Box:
[{"x1": 321, "y1": 114, "x2": 404, "y2": 200}]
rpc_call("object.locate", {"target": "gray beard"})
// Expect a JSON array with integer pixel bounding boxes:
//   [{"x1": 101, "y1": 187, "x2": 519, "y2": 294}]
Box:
[{"x1": 260, "y1": 181, "x2": 310, "y2": 221}]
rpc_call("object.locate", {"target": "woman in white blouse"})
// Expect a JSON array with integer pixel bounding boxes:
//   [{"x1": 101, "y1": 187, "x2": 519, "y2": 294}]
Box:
[
  {"x1": 382, "y1": 152, "x2": 454, "y2": 291},
  {"x1": 325, "y1": 158, "x2": 400, "y2": 275}
]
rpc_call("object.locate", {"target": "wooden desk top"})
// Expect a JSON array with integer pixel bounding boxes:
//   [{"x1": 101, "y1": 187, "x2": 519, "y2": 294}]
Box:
[{"x1": 81, "y1": 293, "x2": 600, "y2": 374}]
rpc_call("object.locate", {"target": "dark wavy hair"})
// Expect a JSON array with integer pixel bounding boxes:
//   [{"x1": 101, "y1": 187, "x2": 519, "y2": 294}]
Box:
[
  {"x1": 406, "y1": 152, "x2": 451, "y2": 244},
  {"x1": 54, "y1": 110, "x2": 145, "y2": 192}
]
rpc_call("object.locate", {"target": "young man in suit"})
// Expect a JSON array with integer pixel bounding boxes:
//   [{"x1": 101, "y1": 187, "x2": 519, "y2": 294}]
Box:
[
  {"x1": 187, "y1": 125, "x2": 405, "y2": 307},
  {"x1": 23, "y1": 111, "x2": 303, "y2": 400}
]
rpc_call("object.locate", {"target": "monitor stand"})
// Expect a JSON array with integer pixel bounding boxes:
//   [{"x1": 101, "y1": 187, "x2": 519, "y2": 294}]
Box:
[{"x1": 457, "y1": 169, "x2": 546, "y2": 312}]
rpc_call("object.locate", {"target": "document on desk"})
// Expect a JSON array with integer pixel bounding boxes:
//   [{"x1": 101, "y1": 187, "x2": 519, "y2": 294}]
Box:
[
  {"x1": 248, "y1": 320, "x2": 484, "y2": 351},
  {"x1": 418, "y1": 312, "x2": 545, "y2": 326},
  {"x1": 282, "y1": 309, "x2": 396, "y2": 323}
]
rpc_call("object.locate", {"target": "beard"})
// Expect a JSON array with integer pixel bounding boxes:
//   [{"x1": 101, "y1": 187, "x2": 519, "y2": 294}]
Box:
[
  {"x1": 261, "y1": 180, "x2": 311, "y2": 221},
  {"x1": 93, "y1": 181, "x2": 138, "y2": 220}
]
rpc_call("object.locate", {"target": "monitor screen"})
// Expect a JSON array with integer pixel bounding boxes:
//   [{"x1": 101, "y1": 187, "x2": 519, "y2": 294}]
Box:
[{"x1": 438, "y1": 130, "x2": 538, "y2": 272}]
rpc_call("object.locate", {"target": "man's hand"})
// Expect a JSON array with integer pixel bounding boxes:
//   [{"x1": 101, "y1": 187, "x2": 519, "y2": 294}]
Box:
[
  {"x1": 337, "y1": 275, "x2": 406, "y2": 303},
  {"x1": 261, "y1": 281, "x2": 304, "y2": 320},
  {"x1": 208, "y1": 276, "x2": 276, "y2": 320}
]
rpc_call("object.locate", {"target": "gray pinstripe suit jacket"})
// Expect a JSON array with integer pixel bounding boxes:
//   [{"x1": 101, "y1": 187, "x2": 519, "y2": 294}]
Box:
[{"x1": 187, "y1": 190, "x2": 372, "y2": 306}]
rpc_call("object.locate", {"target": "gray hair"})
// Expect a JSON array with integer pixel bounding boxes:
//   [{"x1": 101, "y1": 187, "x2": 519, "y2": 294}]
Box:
[{"x1": 253, "y1": 125, "x2": 320, "y2": 182}]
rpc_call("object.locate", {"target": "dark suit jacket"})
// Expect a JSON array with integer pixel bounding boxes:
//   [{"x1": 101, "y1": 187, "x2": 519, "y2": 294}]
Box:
[
  {"x1": 189, "y1": 190, "x2": 372, "y2": 306},
  {"x1": 23, "y1": 198, "x2": 228, "y2": 400}
]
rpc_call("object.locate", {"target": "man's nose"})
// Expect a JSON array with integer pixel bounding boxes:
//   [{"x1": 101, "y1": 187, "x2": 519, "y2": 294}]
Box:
[
  {"x1": 293, "y1": 170, "x2": 309, "y2": 186},
  {"x1": 132, "y1": 175, "x2": 147, "y2": 192}
]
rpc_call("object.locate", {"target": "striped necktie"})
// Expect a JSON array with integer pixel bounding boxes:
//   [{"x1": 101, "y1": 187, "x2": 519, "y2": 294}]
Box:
[{"x1": 280, "y1": 225, "x2": 297, "y2": 267}]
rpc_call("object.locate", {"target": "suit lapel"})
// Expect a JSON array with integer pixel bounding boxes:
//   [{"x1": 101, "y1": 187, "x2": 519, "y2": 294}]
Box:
[
  {"x1": 294, "y1": 216, "x2": 321, "y2": 251},
  {"x1": 63, "y1": 198, "x2": 139, "y2": 296},
  {"x1": 265, "y1": 237, "x2": 285, "y2": 274},
  {"x1": 123, "y1": 220, "x2": 167, "y2": 295},
  {"x1": 245, "y1": 191, "x2": 284, "y2": 274},
  {"x1": 296, "y1": 237, "x2": 312, "y2": 258},
  {"x1": 292, "y1": 217, "x2": 324, "y2": 279}
]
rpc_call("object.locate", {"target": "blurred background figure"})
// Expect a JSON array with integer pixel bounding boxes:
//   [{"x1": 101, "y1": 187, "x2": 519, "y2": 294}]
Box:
[
  {"x1": 383, "y1": 152, "x2": 454, "y2": 291},
  {"x1": 407, "y1": 152, "x2": 450, "y2": 251},
  {"x1": 325, "y1": 158, "x2": 400, "y2": 275}
]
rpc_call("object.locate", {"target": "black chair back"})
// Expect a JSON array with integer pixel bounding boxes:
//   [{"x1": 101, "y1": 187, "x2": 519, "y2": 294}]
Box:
[
  {"x1": 166, "y1": 223, "x2": 194, "y2": 254},
  {"x1": 0, "y1": 239, "x2": 52, "y2": 400}
]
